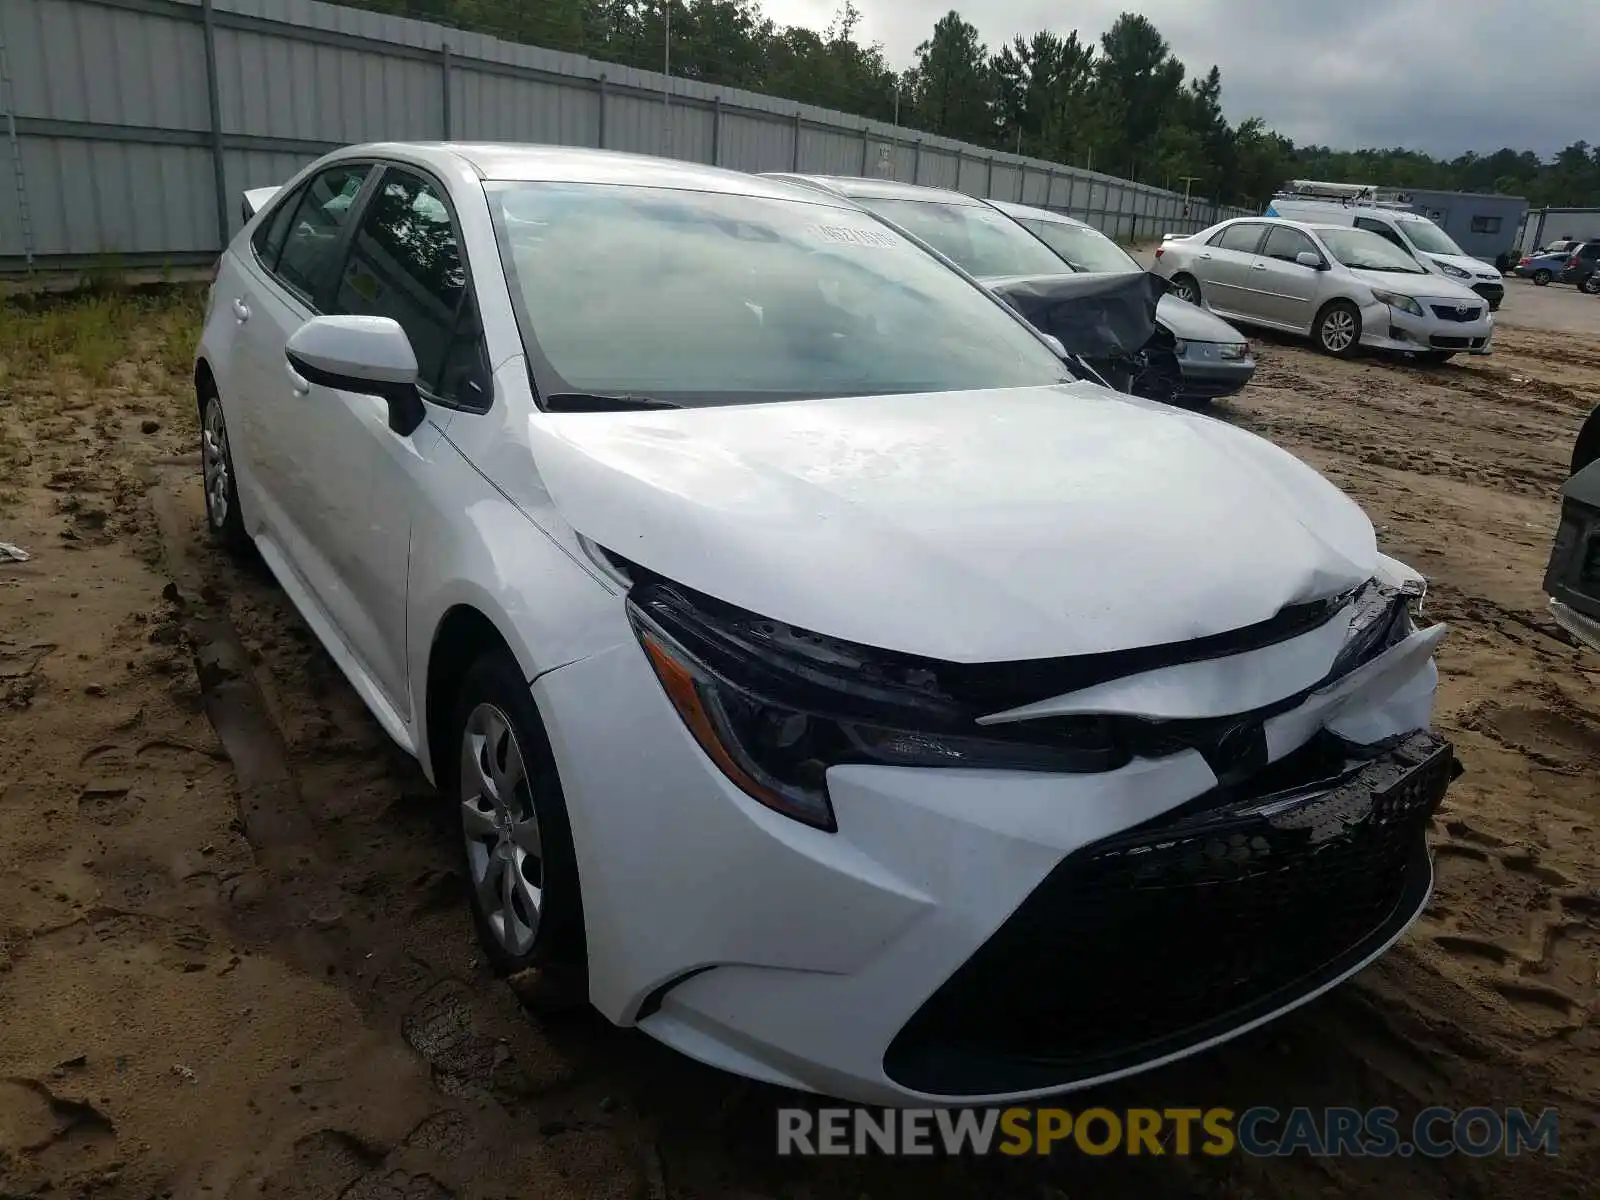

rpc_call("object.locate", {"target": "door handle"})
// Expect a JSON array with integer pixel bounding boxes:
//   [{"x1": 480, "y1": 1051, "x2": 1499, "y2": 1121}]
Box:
[
  {"x1": 232, "y1": 298, "x2": 250, "y2": 322},
  {"x1": 1251, "y1": 262, "x2": 1268, "y2": 271},
  {"x1": 1198, "y1": 252, "x2": 1213, "y2": 260},
  {"x1": 286, "y1": 361, "x2": 310, "y2": 395}
]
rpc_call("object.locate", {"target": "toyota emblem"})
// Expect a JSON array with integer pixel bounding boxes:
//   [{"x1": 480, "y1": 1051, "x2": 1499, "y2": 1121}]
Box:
[{"x1": 1456, "y1": 303, "x2": 1470, "y2": 315}]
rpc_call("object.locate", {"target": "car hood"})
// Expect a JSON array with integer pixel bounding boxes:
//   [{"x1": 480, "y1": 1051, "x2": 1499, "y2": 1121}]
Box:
[
  {"x1": 1350, "y1": 268, "x2": 1484, "y2": 301},
  {"x1": 1423, "y1": 251, "x2": 1501, "y2": 281},
  {"x1": 1154, "y1": 293, "x2": 1245, "y2": 342},
  {"x1": 526, "y1": 384, "x2": 1376, "y2": 662}
]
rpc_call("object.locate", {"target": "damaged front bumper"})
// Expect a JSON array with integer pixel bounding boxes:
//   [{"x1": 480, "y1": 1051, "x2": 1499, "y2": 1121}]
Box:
[{"x1": 547, "y1": 566, "x2": 1456, "y2": 1105}]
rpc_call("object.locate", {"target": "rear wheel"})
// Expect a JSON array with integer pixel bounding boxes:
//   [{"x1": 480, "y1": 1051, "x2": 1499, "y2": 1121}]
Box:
[
  {"x1": 1168, "y1": 273, "x2": 1202, "y2": 306},
  {"x1": 1533, "y1": 269, "x2": 1553, "y2": 286},
  {"x1": 448, "y1": 653, "x2": 585, "y2": 978},
  {"x1": 1581, "y1": 274, "x2": 1600, "y2": 295},
  {"x1": 1313, "y1": 301, "x2": 1361, "y2": 358},
  {"x1": 200, "y1": 390, "x2": 251, "y2": 558}
]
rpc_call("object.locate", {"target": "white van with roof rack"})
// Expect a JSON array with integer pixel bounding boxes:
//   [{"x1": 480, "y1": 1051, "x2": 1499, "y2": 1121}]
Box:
[{"x1": 1265, "y1": 181, "x2": 1505, "y2": 311}]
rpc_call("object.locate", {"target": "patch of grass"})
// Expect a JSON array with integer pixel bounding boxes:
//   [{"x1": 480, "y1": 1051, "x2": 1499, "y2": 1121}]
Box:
[{"x1": 0, "y1": 285, "x2": 207, "y2": 399}]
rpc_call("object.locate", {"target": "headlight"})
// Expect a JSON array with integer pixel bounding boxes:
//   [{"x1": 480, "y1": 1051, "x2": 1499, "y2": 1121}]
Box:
[
  {"x1": 1438, "y1": 262, "x2": 1470, "y2": 279},
  {"x1": 1171, "y1": 337, "x2": 1189, "y2": 355},
  {"x1": 1371, "y1": 288, "x2": 1424, "y2": 317},
  {"x1": 627, "y1": 582, "x2": 1125, "y2": 830},
  {"x1": 1219, "y1": 342, "x2": 1249, "y2": 361},
  {"x1": 1326, "y1": 577, "x2": 1420, "y2": 682}
]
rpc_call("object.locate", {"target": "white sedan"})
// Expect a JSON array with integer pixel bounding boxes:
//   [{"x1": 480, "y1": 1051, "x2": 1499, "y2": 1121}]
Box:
[{"x1": 197, "y1": 142, "x2": 1457, "y2": 1105}]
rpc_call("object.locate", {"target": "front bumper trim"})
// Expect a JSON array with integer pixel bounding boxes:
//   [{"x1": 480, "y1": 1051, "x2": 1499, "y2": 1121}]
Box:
[{"x1": 883, "y1": 730, "x2": 1454, "y2": 1098}]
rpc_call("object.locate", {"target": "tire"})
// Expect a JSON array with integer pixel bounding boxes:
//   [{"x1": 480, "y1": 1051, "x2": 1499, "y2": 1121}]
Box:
[
  {"x1": 200, "y1": 389, "x2": 252, "y2": 558},
  {"x1": 1533, "y1": 269, "x2": 1553, "y2": 286},
  {"x1": 1313, "y1": 300, "x2": 1362, "y2": 358},
  {"x1": 1168, "y1": 273, "x2": 1202, "y2": 306},
  {"x1": 1582, "y1": 274, "x2": 1600, "y2": 296},
  {"x1": 447, "y1": 652, "x2": 585, "y2": 977}
]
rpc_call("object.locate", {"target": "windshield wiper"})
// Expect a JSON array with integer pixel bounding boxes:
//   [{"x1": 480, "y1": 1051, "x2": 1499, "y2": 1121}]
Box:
[{"x1": 542, "y1": 391, "x2": 682, "y2": 412}]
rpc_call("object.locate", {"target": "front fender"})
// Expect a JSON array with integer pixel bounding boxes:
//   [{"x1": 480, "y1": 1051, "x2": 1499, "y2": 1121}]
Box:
[{"x1": 405, "y1": 433, "x2": 630, "y2": 782}]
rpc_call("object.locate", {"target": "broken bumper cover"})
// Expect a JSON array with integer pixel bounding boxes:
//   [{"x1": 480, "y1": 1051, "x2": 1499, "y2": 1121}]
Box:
[
  {"x1": 884, "y1": 729, "x2": 1455, "y2": 1097},
  {"x1": 540, "y1": 586, "x2": 1452, "y2": 1105},
  {"x1": 1174, "y1": 346, "x2": 1256, "y2": 400},
  {"x1": 1363, "y1": 299, "x2": 1494, "y2": 356}
]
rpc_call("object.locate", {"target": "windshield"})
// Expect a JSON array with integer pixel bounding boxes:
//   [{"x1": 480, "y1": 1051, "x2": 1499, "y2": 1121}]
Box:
[
  {"x1": 1017, "y1": 218, "x2": 1141, "y2": 274},
  {"x1": 848, "y1": 196, "x2": 1070, "y2": 279},
  {"x1": 488, "y1": 182, "x2": 1072, "y2": 405},
  {"x1": 1318, "y1": 228, "x2": 1428, "y2": 274},
  {"x1": 1396, "y1": 216, "x2": 1465, "y2": 257}
]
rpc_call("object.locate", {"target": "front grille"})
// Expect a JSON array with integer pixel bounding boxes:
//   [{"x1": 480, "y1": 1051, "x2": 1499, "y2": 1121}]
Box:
[
  {"x1": 883, "y1": 730, "x2": 1454, "y2": 1097},
  {"x1": 1472, "y1": 282, "x2": 1504, "y2": 307},
  {"x1": 1430, "y1": 303, "x2": 1482, "y2": 322}
]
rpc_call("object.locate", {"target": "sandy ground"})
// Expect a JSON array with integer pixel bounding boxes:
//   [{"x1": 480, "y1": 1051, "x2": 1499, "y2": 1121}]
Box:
[{"x1": 2, "y1": 288, "x2": 1600, "y2": 1199}]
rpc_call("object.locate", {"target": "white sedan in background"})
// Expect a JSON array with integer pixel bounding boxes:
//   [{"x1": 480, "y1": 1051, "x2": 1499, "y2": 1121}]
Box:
[
  {"x1": 197, "y1": 142, "x2": 1456, "y2": 1106},
  {"x1": 1154, "y1": 217, "x2": 1494, "y2": 362}
]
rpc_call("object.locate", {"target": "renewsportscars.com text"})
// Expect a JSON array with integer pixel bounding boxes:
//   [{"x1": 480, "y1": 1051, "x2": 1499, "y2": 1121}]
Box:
[{"x1": 776, "y1": 1106, "x2": 1559, "y2": 1158}]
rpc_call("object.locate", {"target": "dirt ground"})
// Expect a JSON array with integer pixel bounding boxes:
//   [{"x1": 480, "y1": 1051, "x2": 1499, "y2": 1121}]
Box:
[{"x1": 2, "y1": 287, "x2": 1600, "y2": 1199}]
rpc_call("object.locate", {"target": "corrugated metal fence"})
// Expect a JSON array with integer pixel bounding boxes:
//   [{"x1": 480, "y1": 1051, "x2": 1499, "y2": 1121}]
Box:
[{"x1": 0, "y1": 0, "x2": 1253, "y2": 274}]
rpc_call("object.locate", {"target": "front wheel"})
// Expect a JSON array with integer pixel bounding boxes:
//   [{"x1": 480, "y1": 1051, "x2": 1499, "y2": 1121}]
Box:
[
  {"x1": 1313, "y1": 301, "x2": 1362, "y2": 358},
  {"x1": 1168, "y1": 273, "x2": 1202, "y2": 306},
  {"x1": 448, "y1": 653, "x2": 586, "y2": 977},
  {"x1": 1533, "y1": 269, "x2": 1553, "y2": 286}
]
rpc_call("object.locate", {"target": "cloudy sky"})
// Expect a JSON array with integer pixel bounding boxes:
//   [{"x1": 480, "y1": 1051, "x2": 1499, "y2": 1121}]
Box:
[{"x1": 760, "y1": 0, "x2": 1591, "y2": 159}]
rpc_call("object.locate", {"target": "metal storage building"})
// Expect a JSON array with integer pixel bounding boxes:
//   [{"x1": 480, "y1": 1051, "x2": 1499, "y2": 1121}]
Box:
[{"x1": 1400, "y1": 189, "x2": 1528, "y2": 262}]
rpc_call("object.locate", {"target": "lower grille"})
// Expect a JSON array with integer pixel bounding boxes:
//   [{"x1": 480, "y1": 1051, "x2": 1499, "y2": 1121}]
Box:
[
  {"x1": 1430, "y1": 335, "x2": 1470, "y2": 349},
  {"x1": 884, "y1": 730, "x2": 1454, "y2": 1097}
]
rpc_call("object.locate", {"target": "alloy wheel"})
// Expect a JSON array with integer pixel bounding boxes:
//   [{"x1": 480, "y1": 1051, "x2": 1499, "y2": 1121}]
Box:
[
  {"x1": 201, "y1": 399, "x2": 232, "y2": 529},
  {"x1": 459, "y1": 702, "x2": 544, "y2": 958},
  {"x1": 1320, "y1": 309, "x2": 1356, "y2": 354}
]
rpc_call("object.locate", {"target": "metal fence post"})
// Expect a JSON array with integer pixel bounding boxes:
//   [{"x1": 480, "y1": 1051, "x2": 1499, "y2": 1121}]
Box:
[
  {"x1": 985, "y1": 154, "x2": 994, "y2": 197},
  {"x1": 200, "y1": 0, "x2": 229, "y2": 247},
  {"x1": 860, "y1": 126, "x2": 871, "y2": 174},
  {"x1": 1017, "y1": 160, "x2": 1026, "y2": 203},
  {"x1": 440, "y1": 44, "x2": 452, "y2": 139},
  {"x1": 712, "y1": 95, "x2": 722, "y2": 166},
  {"x1": 0, "y1": 15, "x2": 34, "y2": 269},
  {"x1": 791, "y1": 110, "x2": 802, "y2": 171},
  {"x1": 912, "y1": 138, "x2": 921, "y2": 183},
  {"x1": 596, "y1": 74, "x2": 607, "y2": 149},
  {"x1": 1045, "y1": 166, "x2": 1055, "y2": 209}
]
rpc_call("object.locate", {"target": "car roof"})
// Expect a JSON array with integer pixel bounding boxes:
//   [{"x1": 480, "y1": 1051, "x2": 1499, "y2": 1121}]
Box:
[
  {"x1": 324, "y1": 142, "x2": 854, "y2": 204},
  {"x1": 989, "y1": 199, "x2": 1093, "y2": 230},
  {"x1": 766, "y1": 173, "x2": 988, "y2": 207}
]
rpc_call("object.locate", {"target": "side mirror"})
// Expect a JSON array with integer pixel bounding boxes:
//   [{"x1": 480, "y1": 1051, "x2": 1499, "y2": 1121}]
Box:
[
  {"x1": 1295, "y1": 251, "x2": 1325, "y2": 270},
  {"x1": 285, "y1": 315, "x2": 425, "y2": 437},
  {"x1": 1039, "y1": 332, "x2": 1068, "y2": 358}
]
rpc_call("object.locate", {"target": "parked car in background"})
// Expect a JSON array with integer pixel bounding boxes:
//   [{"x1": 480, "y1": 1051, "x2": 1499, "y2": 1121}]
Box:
[
  {"x1": 1154, "y1": 218, "x2": 1494, "y2": 362},
  {"x1": 766, "y1": 174, "x2": 1256, "y2": 405},
  {"x1": 1543, "y1": 405, "x2": 1600, "y2": 654},
  {"x1": 1513, "y1": 246, "x2": 1576, "y2": 285},
  {"x1": 1560, "y1": 241, "x2": 1600, "y2": 292},
  {"x1": 1265, "y1": 192, "x2": 1506, "y2": 310},
  {"x1": 199, "y1": 141, "x2": 1457, "y2": 1106}
]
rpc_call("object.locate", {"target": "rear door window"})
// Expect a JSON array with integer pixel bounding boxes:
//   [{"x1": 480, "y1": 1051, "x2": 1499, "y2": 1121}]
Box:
[
  {"x1": 1213, "y1": 223, "x2": 1266, "y2": 253},
  {"x1": 274, "y1": 164, "x2": 372, "y2": 305}
]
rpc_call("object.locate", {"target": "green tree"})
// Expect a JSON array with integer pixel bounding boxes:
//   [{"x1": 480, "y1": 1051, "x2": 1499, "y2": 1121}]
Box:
[{"x1": 903, "y1": 11, "x2": 995, "y2": 144}]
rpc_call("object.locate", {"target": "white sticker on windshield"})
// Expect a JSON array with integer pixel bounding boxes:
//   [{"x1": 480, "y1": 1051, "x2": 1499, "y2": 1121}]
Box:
[{"x1": 808, "y1": 224, "x2": 900, "y2": 249}]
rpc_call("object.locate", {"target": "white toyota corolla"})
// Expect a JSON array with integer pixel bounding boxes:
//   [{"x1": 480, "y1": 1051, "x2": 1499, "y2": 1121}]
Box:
[{"x1": 196, "y1": 142, "x2": 1457, "y2": 1106}]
